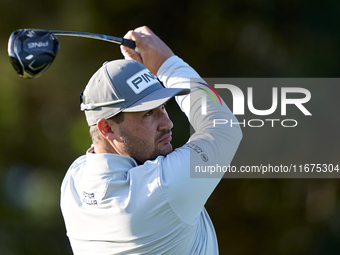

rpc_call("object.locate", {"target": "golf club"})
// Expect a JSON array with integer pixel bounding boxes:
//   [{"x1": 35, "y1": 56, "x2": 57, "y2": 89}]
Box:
[{"x1": 8, "y1": 29, "x2": 136, "y2": 79}]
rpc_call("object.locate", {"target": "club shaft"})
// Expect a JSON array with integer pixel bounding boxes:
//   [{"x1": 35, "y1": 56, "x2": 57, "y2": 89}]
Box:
[{"x1": 50, "y1": 30, "x2": 135, "y2": 48}]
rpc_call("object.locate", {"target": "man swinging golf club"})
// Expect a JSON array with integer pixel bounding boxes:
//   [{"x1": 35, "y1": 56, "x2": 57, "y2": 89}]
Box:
[{"x1": 60, "y1": 26, "x2": 242, "y2": 255}]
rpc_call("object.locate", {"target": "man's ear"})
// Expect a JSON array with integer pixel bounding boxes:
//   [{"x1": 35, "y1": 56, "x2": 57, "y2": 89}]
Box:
[{"x1": 97, "y1": 118, "x2": 117, "y2": 141}]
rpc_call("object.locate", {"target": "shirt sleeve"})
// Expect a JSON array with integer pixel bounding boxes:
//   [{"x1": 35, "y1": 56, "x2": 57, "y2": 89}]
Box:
[{"x1": 156, "y1": 56, "x2": 243, "y2": 224}]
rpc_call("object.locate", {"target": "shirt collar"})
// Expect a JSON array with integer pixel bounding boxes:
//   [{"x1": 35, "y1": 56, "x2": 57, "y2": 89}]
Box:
[{"x1": 85, "y1": 146, "x2": 138, "y2": 174}]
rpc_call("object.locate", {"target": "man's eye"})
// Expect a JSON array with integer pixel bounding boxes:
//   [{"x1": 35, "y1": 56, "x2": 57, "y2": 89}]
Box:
[{"x1": 145, "y1": 110, "x2": 153, "y2": 116}]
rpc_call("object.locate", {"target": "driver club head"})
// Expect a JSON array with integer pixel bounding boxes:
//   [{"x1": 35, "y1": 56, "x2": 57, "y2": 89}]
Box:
[{"x1": 8, "y1": 29, "x2": 59, "y2": 79}]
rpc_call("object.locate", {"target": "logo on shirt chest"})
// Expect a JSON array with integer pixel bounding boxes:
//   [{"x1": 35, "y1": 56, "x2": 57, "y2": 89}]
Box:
[{"x1": 83, "y1": 191, "x2": 98, "y2": 206}]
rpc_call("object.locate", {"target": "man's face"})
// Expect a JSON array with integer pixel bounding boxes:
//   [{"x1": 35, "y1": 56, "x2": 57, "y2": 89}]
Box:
[{"x1": 111, "y1": 105, "x2": 173, "y2": 164}]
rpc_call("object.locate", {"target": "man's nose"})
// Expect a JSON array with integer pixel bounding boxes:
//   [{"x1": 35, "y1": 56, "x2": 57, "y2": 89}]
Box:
[{"x1": 158, "y1": 109, "x2": 173, "y2": 131}]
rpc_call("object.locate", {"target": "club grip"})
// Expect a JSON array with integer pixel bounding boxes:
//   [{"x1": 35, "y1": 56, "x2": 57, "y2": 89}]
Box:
[{"x1": 121, "y1": 38, "x2": 136, "y2": 49}]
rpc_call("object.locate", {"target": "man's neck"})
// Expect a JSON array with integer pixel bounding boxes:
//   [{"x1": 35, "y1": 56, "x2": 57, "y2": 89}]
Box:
[{"x1": 93, "y1": 141, "x2": 118, "y2": 154}]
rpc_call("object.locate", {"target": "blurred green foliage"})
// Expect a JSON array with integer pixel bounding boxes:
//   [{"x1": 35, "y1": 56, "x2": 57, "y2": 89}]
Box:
[{"x1": 1, "y1": 0, "x2": 340, "y2": 254}]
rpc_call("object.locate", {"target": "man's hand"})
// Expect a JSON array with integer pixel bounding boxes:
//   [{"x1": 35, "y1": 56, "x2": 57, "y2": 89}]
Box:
[{"x1": 120, "y1": 26, "x2": 174, "y2": 75}]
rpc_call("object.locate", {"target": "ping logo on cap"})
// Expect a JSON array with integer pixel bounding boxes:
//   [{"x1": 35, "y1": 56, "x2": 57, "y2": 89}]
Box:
[{"x1": 126, "y1": 69, "x2": 159, "y2": 94}]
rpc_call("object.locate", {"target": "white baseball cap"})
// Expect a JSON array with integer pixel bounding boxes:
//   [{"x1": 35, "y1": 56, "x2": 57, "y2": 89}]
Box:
[{"x1": 81, "y1": 59, "x2": 190, "y2": 126}]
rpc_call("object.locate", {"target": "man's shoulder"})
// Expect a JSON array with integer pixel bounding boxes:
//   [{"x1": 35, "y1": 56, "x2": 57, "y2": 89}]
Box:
[
  {"x1": 62, "y1": 154, "x2": 87, "y2": 183},
  {"x1": 69, "y1": 154, "x2": 87, "y2": 170}
]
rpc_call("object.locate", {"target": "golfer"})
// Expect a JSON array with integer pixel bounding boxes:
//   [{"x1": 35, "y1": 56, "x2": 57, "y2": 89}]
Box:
[{"x1": 61, "y1": 26, "x2": 242, "y2": 255}]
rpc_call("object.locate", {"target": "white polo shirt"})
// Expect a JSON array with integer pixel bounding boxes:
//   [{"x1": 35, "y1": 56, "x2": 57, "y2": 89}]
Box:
[{"x1": 60, "y1": 56, "x2": 242, "y2": 254}]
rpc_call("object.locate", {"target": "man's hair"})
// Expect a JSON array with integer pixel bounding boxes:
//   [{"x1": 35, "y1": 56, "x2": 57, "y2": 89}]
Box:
[{"x1": 89, "y1": 112, "x2": 125, "y2": 144}]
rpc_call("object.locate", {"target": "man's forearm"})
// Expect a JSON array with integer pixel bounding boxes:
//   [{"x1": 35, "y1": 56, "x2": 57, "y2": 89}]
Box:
[{"x1": 158, "y1": 55, "x2": 242, "y2": 172}]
